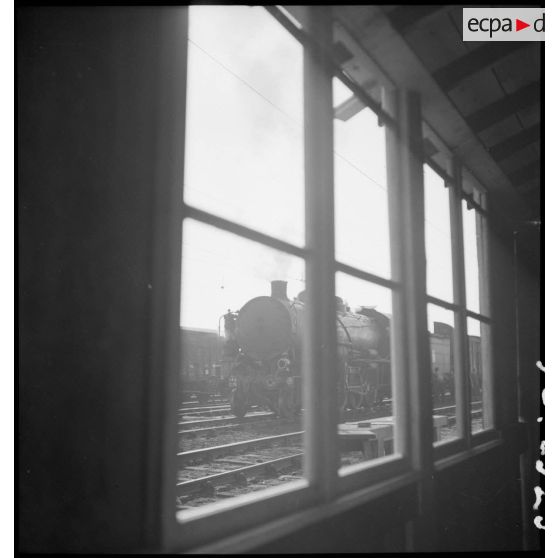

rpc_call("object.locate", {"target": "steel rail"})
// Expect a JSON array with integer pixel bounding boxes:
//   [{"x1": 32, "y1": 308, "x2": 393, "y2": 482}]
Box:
[
  {"x1": 177, "y1": 431, "x2": 304, "y2": 466},
  {"x1": 176, "y1": 453, "x2": 304, "y2": 497},
  {"x1": 178, "y1": 418, "x2": 300, "y2": 438},
  {"x1": 178, "y1": 411, "x2": 276, "y2": 429}
]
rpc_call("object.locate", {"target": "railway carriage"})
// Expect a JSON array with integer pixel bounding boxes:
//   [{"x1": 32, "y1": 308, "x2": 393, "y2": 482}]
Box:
[{"x1": 180, "y1": 328, "x2": 230, "y2": 402}]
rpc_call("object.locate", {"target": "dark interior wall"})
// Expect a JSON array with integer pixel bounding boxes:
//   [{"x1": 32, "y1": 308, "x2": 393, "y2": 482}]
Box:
[
  {"x1": 435, "y1": 445, "x2": 523, "y2": 551},
  {"x1": 241, "y1": 445, "x2": 525, "y2": 553},
  {"x1": 489, "y1": 217, "x2": 541, "y2": 429},
  {"x1": 17, "y1": 6, "x2": 540, "y2": 554},
  {"x1": 18, "y1": 7, "x2": 186, "y2": 552},
  {"x1": 489, "y1": 221, "x2": 518, "y2": 428},
  {"x1": 251, "y1": 485, "x2": 416, "y2": 553},
  {"x1": 515, "y1": 226, "x2": 542, "y2": 426},
  {"x1": 515, "y1": 225, "x2": 543, "y2": 550},
  {"x1": 487, "y1": 215, "x2": 542, "y2": 547}
]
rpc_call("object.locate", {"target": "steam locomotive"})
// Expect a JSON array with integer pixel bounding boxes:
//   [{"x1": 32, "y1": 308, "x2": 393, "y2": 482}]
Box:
[
  {"x1": 222, "y1": 280, "x2": 393, "y2": 419},
  {"x1": 182, "y1": 281, "x2": 482, "y2": 416}
]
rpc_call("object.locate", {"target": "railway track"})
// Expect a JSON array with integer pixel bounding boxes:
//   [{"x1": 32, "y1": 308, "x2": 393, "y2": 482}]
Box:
[
  {"x1": 182, "y1": 393, "x2": 230, "y2": 405},
  {"x1": 177, "y1": 400, "x2": 480, "y2": 439},
  {"x1": 178, "y1": 404, "x2": 231, "y2": 414},
  {"x1": 178, "y1": 411, "x2": 277, "y2": 430},
  {"x1": 176, "y1": 402, "x2": 488, "y2": 509},
  {"x1": 178, "y1": 406, "x2": 254, "y2": 419},
  {"x1": 176, "y1": 411, "x2": 390, "y2": 507},
  {"x1": 178, "y1": 400, "x2": 480, "y2": 429},
  {"x1": 176, "y1": 431, "x2": 304, "y2": 506},
  {"x1": 179, "y1": 417, "x2": 297, "y2": 439}
]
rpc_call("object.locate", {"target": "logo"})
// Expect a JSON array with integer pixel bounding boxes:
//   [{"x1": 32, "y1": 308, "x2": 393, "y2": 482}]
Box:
[{"x1": 463, "y1": 8, "x2": 544, "y2": 41}]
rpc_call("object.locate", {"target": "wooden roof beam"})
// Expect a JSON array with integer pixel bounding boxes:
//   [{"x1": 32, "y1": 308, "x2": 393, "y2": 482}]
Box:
[
  {"x1": 465, "y1": 82, "x2": 540, "y2": 133},
  {"x1": 385, "y1": 5, "x2": 448, "y2": 34},
  {"x1": 433, "y1": 42, "x2": 527, "y2": 91},
  {"x1": 488, "y1": 124, "x2": 540, "y2": 161}
]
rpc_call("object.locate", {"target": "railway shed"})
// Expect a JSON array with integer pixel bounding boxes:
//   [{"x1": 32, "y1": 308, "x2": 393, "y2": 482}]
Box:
[{"x1": 19, "y1": 4, "x2": 542, "y2": 554}]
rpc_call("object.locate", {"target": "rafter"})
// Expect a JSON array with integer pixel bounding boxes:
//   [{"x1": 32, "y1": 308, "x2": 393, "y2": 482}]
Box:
[
  {"x1": 385, "y1": 5, "x2": 447, "y2": 34},
  {"x1": 465, "y1": 82, "x2": 540, "y2": 133},
  {"x1": 489, "y1": 124, "x2": 540, "y2": 161},
  {"x1": 433, "y1": 42, "x2": 527, "y2": 91}
]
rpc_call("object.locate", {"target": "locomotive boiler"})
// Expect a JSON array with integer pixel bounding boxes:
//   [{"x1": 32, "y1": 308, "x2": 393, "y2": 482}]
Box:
[{"x1": 223, "y1": 280, "x2": 391, "y2": 418}]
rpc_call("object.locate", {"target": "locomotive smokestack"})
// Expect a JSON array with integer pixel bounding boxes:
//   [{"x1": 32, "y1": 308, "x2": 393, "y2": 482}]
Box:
[{"x1": 271, "y1": 280, "x2": 288, "y2": 300}]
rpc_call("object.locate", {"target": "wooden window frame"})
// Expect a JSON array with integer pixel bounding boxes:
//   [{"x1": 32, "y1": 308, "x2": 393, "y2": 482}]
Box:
[{"x1": 159, "y1": 5, "x2": 500, "y2": 552}]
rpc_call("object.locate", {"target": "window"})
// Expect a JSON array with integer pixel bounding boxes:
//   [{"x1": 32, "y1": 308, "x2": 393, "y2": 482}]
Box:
[
  {"x1": 467, "y1": 318, "x2": 493, "y2": 432},
  {"x1": 423, "y1": 166, "x2": 462, "y2": 447},
  {"x1": 462, "y1": 187, "x2": 493, "y2": 433},
  {"x1": 332, "y1": 77, "x2": 401, "y2": 471},
  {"x1": 422, "y1": 160, "x2": 494, "y2": 451},
  {"x1": 427, "y1": 304, "x2": 458, "y2": 444},
  {"x1": 335, "y1": 274, "x2": 398, "y2": 469},
  {"x1": 166, "y1": 6, "x2": 497, "y2": 550},
  {"x1": 178, "y1": 5, "x2": 308, "y2": 521},
  {"x1": 184, "y1": 5, "x2": 304, "y2": 246},
  {"x1": 334, "y1": 77, "x2": 391, "y2": 279},
  {"x1": 424, "y1": 166, "x2": 453, "y2": 303}
]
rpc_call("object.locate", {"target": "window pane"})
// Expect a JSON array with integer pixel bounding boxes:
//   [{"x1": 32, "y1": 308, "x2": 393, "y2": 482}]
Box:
[
  {"x1": 333, "y1": 76, "x2": 354, "y2": 106},
  {"x1": 424, "y1": 166, "x2": 453, "y2": 303},
  {"x1": 335, "y1": 273, "x2": 398, "y2": 469},
  {"x1": 334, "y1": 99, "x2": 391, "y2": 279},
  {"x1": 178, "y1": 220, "x2": 306, "y2": 516},
  {"x1": 462, "y1": 202, "x2": 483, "y2": 314},
  {"x1": 467, "y1": 318, "x2": 493, "y2": 433},
  {"x1": 185, "y1": 6, "x2": 304, "y2": 246},
  {"x1": 427, "y1": 304, "x2": 458, "y2": 444}
]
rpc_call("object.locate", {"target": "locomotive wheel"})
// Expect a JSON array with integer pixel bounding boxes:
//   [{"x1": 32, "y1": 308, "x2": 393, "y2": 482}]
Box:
[
  {"x1": 230, "y1": 388, "x2": 249, "y2": 418},
  {"x1": 347, "y1": 390, "x2": 364, "y2": 410},
  {"x1": 277, "y1": 386, "x2": 296, "y2": 420},
  {"x1": 267, "y1": 392, "x2": 280, "y2": 415},
  {"x1": 337, "y1": 384, "x2": 349, "y2": 422},
  {"x1": 337, "y1": 384, "x2": 347, "y2": 410},
  {"x1": 364, "y1": 386, "x2": 378, "y2": 408}
]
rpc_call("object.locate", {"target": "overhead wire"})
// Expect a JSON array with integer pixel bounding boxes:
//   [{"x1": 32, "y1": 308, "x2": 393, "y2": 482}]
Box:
[{"x1": 186, "y1": 31, "x2": 479, "y2": 303}]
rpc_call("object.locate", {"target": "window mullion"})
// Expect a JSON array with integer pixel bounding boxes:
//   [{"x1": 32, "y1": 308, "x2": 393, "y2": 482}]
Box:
[
  {"x1": 477, "y1": 198, "x2": 495, "y2": 429},
  {"x1": 385, "y1": 88, "x2": 435, "y2": 551},
  {"x1": 383, "y1": 89, "x2": 410, "y2": 461},
  {"x1": 388, "y1": 89, "x2": 434, "y2": 470},
  {"x1": 448, "y1": 157, "x2": 471, "y2": 445},
  {"x1": 302, "y1": 6, "x2": 339, "y2": 501}
]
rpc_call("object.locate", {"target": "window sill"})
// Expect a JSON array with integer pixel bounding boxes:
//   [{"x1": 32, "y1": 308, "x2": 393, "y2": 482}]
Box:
[
  {"x1": 434, "y1": 435, "x2": 502, "y2": 472},
  {"x1": 169, "y1": 479, "x2": 315, "y2": 551},
  {"x1": 184, "y1": 470, "x2": 421, "y2": 554}
]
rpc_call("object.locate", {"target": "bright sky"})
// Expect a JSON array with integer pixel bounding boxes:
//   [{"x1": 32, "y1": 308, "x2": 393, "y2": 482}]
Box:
[{"x1": 181, "y1": 5, "x2": 482, "y2": 338}]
